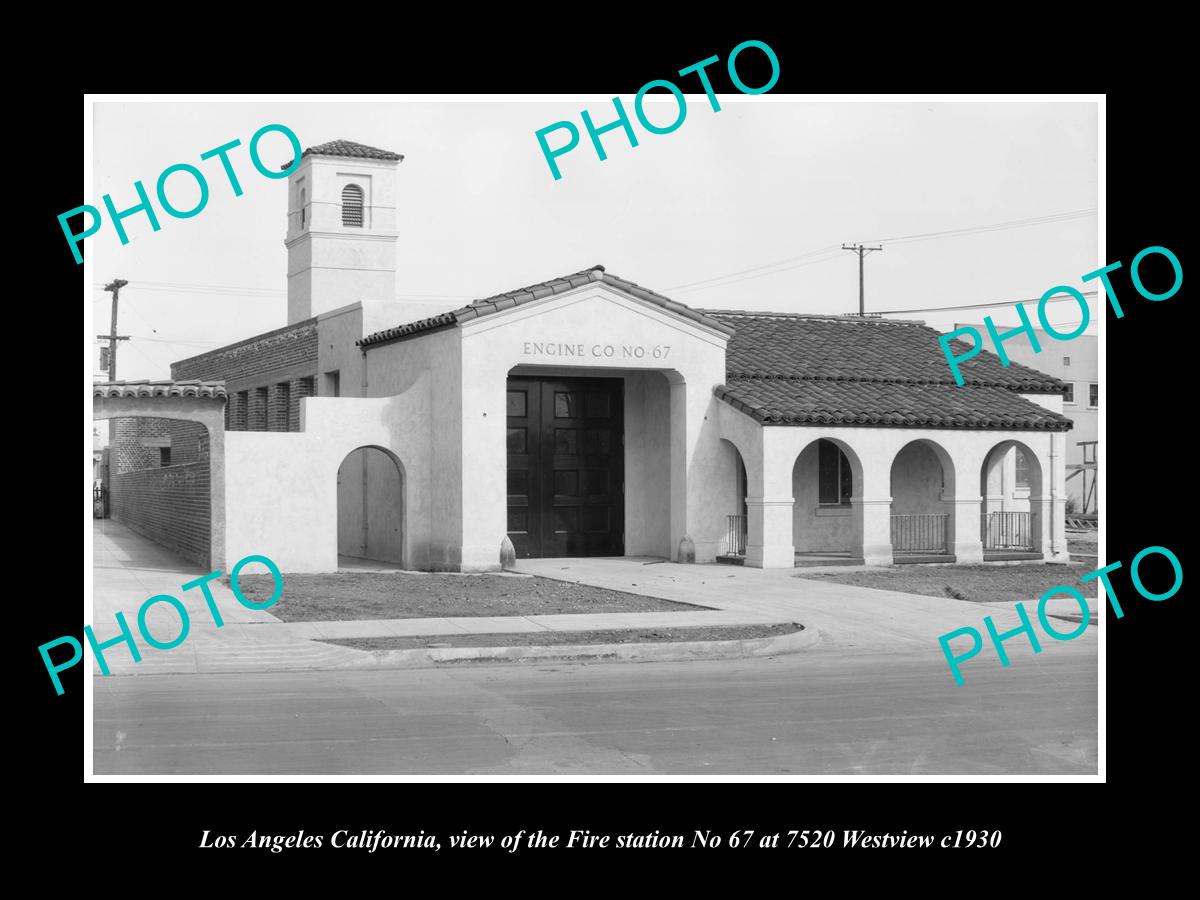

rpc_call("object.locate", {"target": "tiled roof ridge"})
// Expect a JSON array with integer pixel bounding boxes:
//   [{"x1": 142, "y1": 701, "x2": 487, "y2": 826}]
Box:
[
  {"x1": 724, "y1": 372, "x2": 1064, "y2": 392},
  {"x1": 359, "y1": 265, "x2": 736, "y2": 347},
  {"x1": 702, "y1": 309, "x2": 928, "y2": 327},
  {"x1": 93, "y1": 380, "x2": 227, "y2": 399},
  {"x1": 281, "y1": 138, "x2": 405, "y2": 170}
]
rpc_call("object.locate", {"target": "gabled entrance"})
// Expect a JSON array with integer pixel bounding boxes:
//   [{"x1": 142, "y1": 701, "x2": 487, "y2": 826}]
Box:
[{"x1": 506, "y1": 376, "x2": 624, "y2": 558}]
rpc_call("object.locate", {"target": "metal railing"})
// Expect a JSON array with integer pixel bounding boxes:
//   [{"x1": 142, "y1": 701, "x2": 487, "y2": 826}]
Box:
[
  {"x1": 724, "y1": 514, "x2": 747, "y2": 556},
  {"x1": 890, "y1": 514, "x2": 949, "y2": 553},
  {"x1": 981, "y1": 511, "x2": 1035, "y2": 551}
]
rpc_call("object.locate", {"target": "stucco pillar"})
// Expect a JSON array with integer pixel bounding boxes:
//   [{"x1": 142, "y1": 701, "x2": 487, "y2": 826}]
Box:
[
  {"x1": 669, "y1": 378, "x2": 688, "y2": 560},
  {"x1": 745, "y1": 498, "x2": 794, "y2": 567},
  {"x1": 745, "y1": 428, "x2": 794, "y2": 568},
  {"x1": 944, "y1": 491, "x2": 984, "y2": 563},
  {"x1": 857, "y1": 497, "x2": 893, "y2": 565},
  {"x1": 1044, "y1": 432, "x2": 1070, "y2": 562}
]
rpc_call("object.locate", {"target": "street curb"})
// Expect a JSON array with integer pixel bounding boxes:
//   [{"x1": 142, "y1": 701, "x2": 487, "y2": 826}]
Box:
[{"x1": 325, "y1": 623, "x2": 821, "y2": 670}]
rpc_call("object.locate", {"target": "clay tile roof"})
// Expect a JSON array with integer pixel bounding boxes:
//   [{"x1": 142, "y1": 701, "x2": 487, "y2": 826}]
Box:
[
  {"x1": 93, "y1": 380, "x2": 227, "y2": 400},
  {"x1": 281, "y1": 139, "x2": 404, "y2": 170},
  {"x1": 705, "y1": 312, "x2": 1072, "y2": 431},
  {"x1": 358, "y1": 266, "x2": 737, "y2": 347}
]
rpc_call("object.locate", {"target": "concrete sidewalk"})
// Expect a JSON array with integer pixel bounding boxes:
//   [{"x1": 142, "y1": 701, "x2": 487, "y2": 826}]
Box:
[
  {"x1": 91, "y1": 520, "x2": 363, "y2": 674},
  {"x1": 90, "y1": 522, "x2": 790, "y2": 675},
  {"x1": 515, "y1": 558, "x2": 1099, "y2": 653},
  {"x1": 90, "y1": 521, "x2": 1093, "y2": 675}
]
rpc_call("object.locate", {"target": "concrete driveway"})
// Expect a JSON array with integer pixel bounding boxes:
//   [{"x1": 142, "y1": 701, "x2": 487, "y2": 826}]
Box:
[{"x1": 515, "y1": 557, "x2": 1098, "y2": 656}]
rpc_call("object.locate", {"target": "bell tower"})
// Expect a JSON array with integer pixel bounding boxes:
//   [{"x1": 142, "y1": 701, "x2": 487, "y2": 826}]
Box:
[{"x1": 284, "y1": 139, "x2": 404, "y2": 324}]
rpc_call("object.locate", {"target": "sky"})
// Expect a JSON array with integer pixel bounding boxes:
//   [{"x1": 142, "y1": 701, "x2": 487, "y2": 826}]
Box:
[{"x1": 89, "y1": 99, "x2": 1099, "y2": 383}]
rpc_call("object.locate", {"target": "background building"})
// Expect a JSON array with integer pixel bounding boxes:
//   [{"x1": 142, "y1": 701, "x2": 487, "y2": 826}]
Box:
[{"x1": 954, "y1": 324, "x2": 1097, "y2": 514}]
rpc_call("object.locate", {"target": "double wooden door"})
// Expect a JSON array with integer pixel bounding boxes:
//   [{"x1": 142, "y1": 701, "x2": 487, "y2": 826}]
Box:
[{"x1": 506, "y1": 377, "x2": 624, "y2": 558}]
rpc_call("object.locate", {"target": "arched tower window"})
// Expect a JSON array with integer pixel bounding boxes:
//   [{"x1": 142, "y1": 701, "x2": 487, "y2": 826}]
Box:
[
  {"x1": 299, "y1": 187, "x2": 306, "y2": 229},
  {"x1": 341, "y1": 184, "x2": 364, "y2": 227}
]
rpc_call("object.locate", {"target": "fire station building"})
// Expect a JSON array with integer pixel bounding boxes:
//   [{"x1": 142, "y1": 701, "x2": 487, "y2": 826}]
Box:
[{"x1": 97, "y1": 139, "x2": 1074, "y2": 573}]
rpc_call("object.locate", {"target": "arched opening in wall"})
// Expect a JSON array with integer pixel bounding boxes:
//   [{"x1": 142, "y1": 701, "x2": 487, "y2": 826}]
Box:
[
  {"x1": 100, "y1": 415, "x2": 213, "y2": 568},
  {"x1": 890, "y1": 439, "x2": 956, "y2": 561},
  {"x1": 717, "y1": 439, "x2": 748, "y2": 560},
  {"x1": 337, "y1": 446, "x2": 405, "y2": 568},
  {"x1": 792, "y1": 437, "x2": 864, "y2": 563},
  {"x1": 980, "y1": 440, "x2": 1044, "y2": 559}
]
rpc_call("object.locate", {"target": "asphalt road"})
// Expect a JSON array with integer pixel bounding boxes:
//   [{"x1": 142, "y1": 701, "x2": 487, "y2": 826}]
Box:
[{"x1": 93, "y1": 643, "x2": 1098, "y2": 776}]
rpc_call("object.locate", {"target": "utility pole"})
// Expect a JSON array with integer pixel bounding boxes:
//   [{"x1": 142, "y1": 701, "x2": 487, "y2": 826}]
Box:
[
  {"x1": 841, "y1": 244, "x2": 883, "y2": 316},
  {"x1": 101, "y1": 279, "x2": 129, "y2": 382}
]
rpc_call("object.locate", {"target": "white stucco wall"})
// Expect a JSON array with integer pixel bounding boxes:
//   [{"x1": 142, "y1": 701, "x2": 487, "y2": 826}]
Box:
[
  {"x1": 456, "y1": 276, "x2": 730, "y2": 570},
  {"x1": 792, "y1": 443, "x2": 857, "y2": 553},
  {"x1": 890, "y1": 441, "x2": 947, "y2": 514},
  {"x1": 623, "y1": 371, "x2": 673, "y2": 557},
  {"x1": 361, "y1": 329, "x2": 463, "y2": 570},
  {"x1": 285, "y1": 155, "x2": 399, "y2": 324},
  {"x1": 223, "y1": 377, "x2": 432, "y2": 573},
  {"x1": 316, "y1": 304, "x2": 365, "y2": 398}
]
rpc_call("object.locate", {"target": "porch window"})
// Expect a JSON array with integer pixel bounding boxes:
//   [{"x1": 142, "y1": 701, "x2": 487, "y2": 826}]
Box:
[
  {"x1": 1014, "y1": 446, "x2": 1030, "y2": 490},
  {"x1": 818, "y1": 439, "x2": 852, "y2": 506}
]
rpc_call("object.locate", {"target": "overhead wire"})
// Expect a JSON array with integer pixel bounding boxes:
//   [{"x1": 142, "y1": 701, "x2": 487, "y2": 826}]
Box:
[
  {"x1": 665, "y1": 207, "x2": 1097, "y2": 296},
  {"x1": 873, "y1": 290, "x2": 1098, "y2": 316}
]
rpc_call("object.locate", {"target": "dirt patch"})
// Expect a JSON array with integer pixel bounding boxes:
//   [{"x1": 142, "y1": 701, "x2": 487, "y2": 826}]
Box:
[
  {"x1": 1068, "y1": 535, "x2": 1098, "y2": 556},
  {"x1": 796, "y1": 563, "x2": 1098, "y2": 604},
  {"x1": 236, "y1": 572, "x2": 710, "y2": 622},
  {"x1": 320, "y1": 622, "x2": 803, "y2": 651}
]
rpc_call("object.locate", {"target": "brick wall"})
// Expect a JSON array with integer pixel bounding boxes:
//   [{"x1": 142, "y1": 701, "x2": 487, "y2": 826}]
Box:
[
  {"x1": 167, "y1": 420, "x2": 208, "y2": 466},
  {"x1": 291, "y1": 376, "x2": 315, "y2": 430},
  {"x1": 110, "y1": 460, "x2": 211, "y2": 567},
  {"x1": 228, "y1": 391, "x2": 248, "y2": 431},
  {"x1": 268, "y1": 382, "x2": 290, "y2": 431},
  {"x1": 247, "y1": 387, "x2": 267, "y2": 430},
  {"x1": 171, "y1": 318, "x2": 319, "y2": 384},
  {"x1": 111, "y1": 418, "x2": 208, "y2": 471},
  {"x1": 112, "y1": 418, "x2": 167, "y2": 474},
  {"x1": 107, "y1": 416, "x2": 213, "y2": 565},
  {"x1": 170, "y1": 319, "x2": 318, "y2": 433}
]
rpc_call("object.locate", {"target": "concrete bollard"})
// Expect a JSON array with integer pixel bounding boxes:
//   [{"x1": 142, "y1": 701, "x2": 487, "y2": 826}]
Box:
[
  {"x1": 678, "y1": 534, "x2": 695, "y2": 564},
  {"x1": 500, "y1": 535, "x2": 516, "y2": 570}
]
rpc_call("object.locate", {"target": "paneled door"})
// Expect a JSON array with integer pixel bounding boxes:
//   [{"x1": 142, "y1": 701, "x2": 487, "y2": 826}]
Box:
[{"x1": 506, "y1": 377, "x2": 624, "y2": 558}]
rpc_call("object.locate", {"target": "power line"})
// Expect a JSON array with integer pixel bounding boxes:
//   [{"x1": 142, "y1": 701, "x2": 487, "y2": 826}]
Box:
[
  {"x1": 874, "y1": 290, "x2": 1098, "y2": 316},
  {"x1": 129, "y1": 336, "x2": 223, "y2": 348},
  {"x1": 861, "y1": 208, "x2": 1097, "y2": 245},
  {"x1": 664, "y1": 207, "x2": 1097, "y2": 296},
  {"x1": 664, "y1": 245, "x2": 841, "y2": 292},
  {"x1": 670, "y1": 250, "x2": 846, "y2": 295},
  {"x1": 93, "y1": 283, "x2": 476, "y2": 301}
]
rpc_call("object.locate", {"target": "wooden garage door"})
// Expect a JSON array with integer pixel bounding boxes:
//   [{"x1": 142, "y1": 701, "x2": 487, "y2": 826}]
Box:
[{"x1": 506, "y1": 377, "x2": 624, "y2": 558}]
